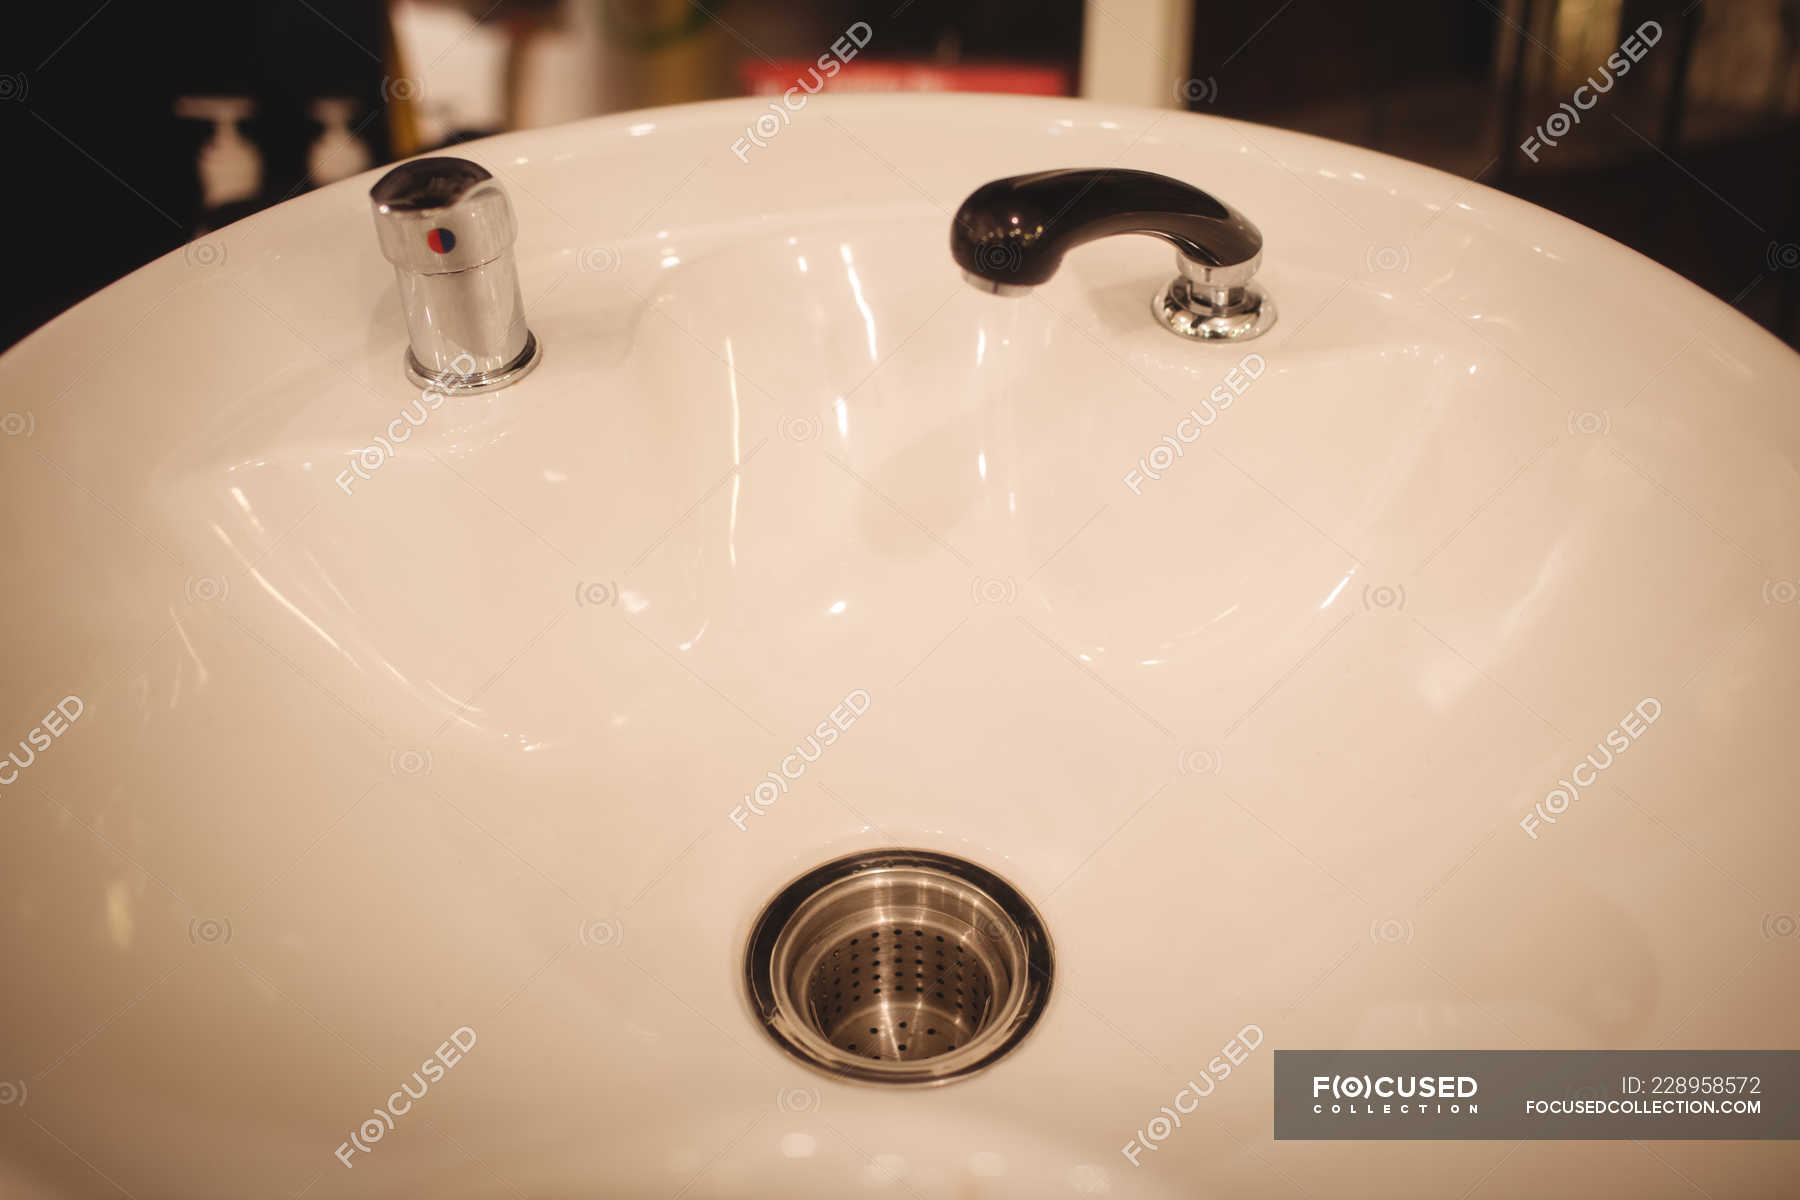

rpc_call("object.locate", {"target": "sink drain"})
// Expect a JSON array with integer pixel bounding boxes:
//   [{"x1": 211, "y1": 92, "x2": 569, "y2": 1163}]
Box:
[{"x1": 744, "y1": 849, "x2": 1052, "y2": 1086}]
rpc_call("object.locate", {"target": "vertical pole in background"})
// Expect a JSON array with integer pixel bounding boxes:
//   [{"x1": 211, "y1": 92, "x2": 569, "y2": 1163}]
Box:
[
  {"x1": 1658, "y1": 1, "x2": 1701, "y2": 153},
  {"x1": 1078, "y1": 0, "x2": 1195, "y2": 109},
  {"x1": 1497, "y1": 0, "x2": 1540, "y2": 189}
]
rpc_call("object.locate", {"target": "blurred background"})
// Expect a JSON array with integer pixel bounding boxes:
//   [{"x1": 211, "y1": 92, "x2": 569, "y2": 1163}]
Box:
[{"x1": 3, "y1": 0, "x2": 1796, "y2": 350}]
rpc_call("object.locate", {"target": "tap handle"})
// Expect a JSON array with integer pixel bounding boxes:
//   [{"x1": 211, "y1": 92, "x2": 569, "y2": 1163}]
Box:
[
  {"x1": 369, "y1": 156, "x2": 539, "y2": 391},
  {"x1": 371, "y1": 157, "x2": 518, "y2": 275}
]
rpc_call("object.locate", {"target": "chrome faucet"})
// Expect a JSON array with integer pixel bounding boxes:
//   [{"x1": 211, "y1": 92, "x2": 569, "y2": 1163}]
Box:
[
  {"x1": 370, "y1": 156, "x2": 541, "y2": 392},
  {"x1": 950, "y1": 168, "x2": 1275, "y2": 341}
]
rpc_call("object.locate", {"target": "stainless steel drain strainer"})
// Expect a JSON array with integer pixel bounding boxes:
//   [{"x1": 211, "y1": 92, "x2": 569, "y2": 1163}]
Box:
[{"x1": 744, "y1": 849, "x2": 1052, "y2": 1086}]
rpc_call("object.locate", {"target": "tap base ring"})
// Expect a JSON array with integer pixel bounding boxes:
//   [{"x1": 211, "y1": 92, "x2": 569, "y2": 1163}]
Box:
[
  {"x1": 1153, "y1": 277, "x2": 1276, "y2": 341},
  {"x1": 403, "y1": 330, "x2": 542, "y2": 394}
]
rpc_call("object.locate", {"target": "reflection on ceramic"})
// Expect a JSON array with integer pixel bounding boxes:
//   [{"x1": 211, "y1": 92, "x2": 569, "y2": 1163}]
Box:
[{"x1": 3, "y1": 95, "x2": 1799, "y2": 1198}]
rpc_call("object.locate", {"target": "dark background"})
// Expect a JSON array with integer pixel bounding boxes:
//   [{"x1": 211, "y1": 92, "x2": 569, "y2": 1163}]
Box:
[
  {"x1": 3, "y1": 0, "x2": 1796, "y2": 350},
  {"x1": 1188, "y1": 0, "x2": 1799, "y2": 345}
]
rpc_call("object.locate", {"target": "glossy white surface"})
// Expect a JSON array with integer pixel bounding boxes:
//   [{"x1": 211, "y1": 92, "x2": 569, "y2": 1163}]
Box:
[{"x1": 3, "y1": 94, "x2": 1799, "y2": 1198}]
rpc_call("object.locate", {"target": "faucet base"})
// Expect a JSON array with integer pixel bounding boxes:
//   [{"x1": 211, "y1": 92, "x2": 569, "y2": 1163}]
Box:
[
  {"x1": 403, "y1": 330, "x2": 542, "y2": 394},
  {"x1": 1152, "y1": 277, "x2": 1277, "y2": 342}
]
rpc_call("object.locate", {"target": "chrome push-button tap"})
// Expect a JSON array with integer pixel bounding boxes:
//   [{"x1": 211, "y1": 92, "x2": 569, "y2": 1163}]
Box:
[{"x1": 369, "y1": 156, "x2": 541, "y2": 392}]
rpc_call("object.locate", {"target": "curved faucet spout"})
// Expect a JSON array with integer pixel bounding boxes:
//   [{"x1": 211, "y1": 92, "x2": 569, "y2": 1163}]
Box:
[{"x1": 949, "y1": 168, "x2": 1276, "y2": 342}]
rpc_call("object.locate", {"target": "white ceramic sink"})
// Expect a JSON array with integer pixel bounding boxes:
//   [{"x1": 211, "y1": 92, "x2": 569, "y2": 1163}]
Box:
[{"x1": 3, "y1": 94, "x2": 1798, "y2": 1198}]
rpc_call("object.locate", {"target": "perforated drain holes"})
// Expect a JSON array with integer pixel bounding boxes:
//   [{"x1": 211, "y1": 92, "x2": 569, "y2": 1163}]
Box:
[{"x1": 744, "y1": 849, "x2": 1052, "y2": 1086}]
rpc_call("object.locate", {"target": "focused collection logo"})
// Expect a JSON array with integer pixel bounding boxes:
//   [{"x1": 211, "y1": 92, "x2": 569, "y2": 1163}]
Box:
[{"x1": 1312, "y1": 1073, "x2": 1480, "y2": 1117}]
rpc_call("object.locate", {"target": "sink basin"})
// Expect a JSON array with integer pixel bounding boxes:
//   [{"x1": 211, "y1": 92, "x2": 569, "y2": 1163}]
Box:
[{"x1": 3, "y1": 93, "x2": 1797, "y2": 1198}]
